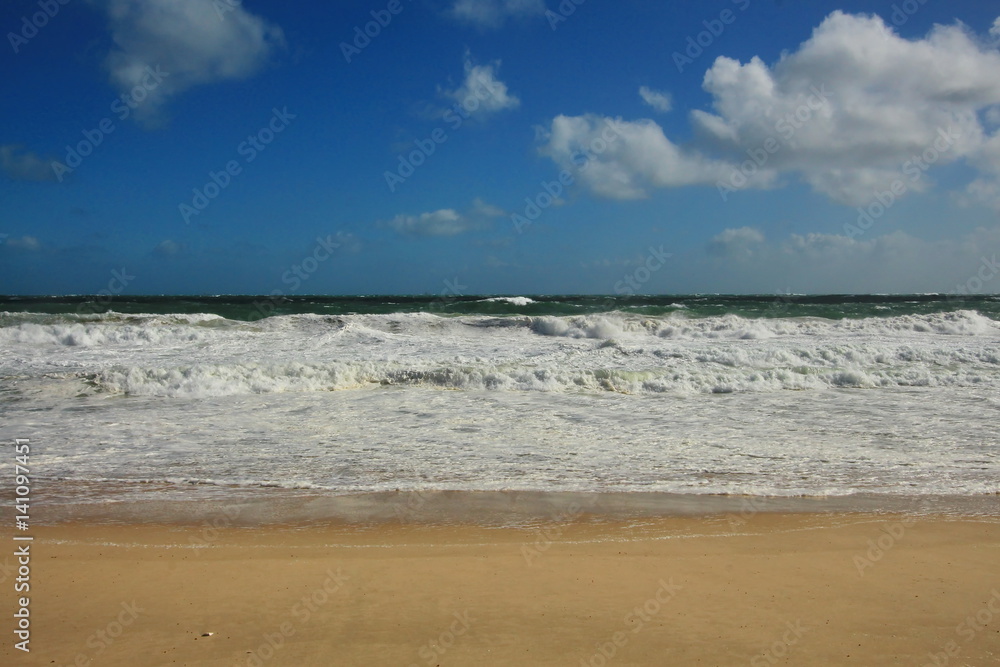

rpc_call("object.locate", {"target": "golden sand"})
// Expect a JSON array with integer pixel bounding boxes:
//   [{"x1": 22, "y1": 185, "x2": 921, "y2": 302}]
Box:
[{"x1": 3, "y1": 513, "x2": 999, "y2": 666}]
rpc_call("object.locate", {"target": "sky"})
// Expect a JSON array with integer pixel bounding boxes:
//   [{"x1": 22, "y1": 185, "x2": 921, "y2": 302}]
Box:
[{"x1": 2, "y1": 0, "x2": 1000, "y2": 296}]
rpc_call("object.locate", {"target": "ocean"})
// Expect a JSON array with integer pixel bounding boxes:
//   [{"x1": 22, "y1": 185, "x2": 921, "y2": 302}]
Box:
[{"x1": 2, "y1": 294, "x2": 999, "y2": 522}]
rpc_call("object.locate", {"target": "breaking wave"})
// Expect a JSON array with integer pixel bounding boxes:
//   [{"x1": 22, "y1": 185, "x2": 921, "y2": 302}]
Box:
[{"x1": 2, "y1": 309, "x2": 996, "y2": 398}]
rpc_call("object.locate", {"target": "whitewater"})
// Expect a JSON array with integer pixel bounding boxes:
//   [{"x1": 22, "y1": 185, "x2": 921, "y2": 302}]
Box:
[{"x1": 1, "y1": 297, "x2": 998, "y2": 510}]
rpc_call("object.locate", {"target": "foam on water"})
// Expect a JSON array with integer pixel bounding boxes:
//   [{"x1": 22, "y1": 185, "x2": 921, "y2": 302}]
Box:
[
  {"x1": 478, "y1": 296, "x2": 537, "y2": 306},
  {"x1": 1, "y1": 307, "x2": 998, "y2": 505},
  {"x1": 4, "y1": 386, "x2": 999, "y2": 504},
  {"x1": 2, "y1": 310, "x2": 996, "y2": 398}
]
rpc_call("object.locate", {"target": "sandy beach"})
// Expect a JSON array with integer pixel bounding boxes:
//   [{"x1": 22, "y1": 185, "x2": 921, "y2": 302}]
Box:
[{"x1": 4, "y1": 512, "x2": 999, "y2": 666}]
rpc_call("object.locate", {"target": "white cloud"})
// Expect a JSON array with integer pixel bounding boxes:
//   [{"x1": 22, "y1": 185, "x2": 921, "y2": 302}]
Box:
[
  {"x1": 449, "y1": 0, "x2": 546, "y2": 29},
  {"x1": 541, "y1": 12, "x2": 1000, "y2": 207},
  {"x1": 962, "y1": 129, "x2": 1000, "y2": 210},
  {"x1": 707, "y1": 227, "x2": 765, "y2": 257},
  {"x1": 98, "y1": 0, "x2": 284, "y2": 125},
  {"x1": 0, "y1": 145, "x2": 57, "y2": 182},
  {"x1": 693, "y1": 12, "x2": 1000, "y2": 205},
  {"x1": 639, "y1": 86, "x2": 672, "y2": 113},
  {"x1": 387, "y1": 200, "x2": 504, "y2": 237},
  {"x1": 388, "y1": 210, "x2": 469, "y2": 237},
  {"x1": 442, "y1": 54, "x2": 520, "y2": 117},
  {"x1": 964, "y1": 177, "x2": 1000, "y2": 211},
  {"x1": 471, "y1": 197, "x2": 506, "y2": 218},
  {"x1": 538, "y1": 114, "x2": 774, "y2": 199},
  {"x1": 991, "y1": 17, "x2": 1000, "y2": 41}
]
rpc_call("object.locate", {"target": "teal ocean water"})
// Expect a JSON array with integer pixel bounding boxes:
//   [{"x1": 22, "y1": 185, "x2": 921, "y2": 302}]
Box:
[{"x1": 2, "y1": 293, "x2": 998, "y2": 321}]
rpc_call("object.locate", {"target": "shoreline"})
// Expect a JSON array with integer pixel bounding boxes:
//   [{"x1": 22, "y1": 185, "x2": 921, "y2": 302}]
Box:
[
  {"x1": 4, "y1": 512, "x2": 999, "y2": 666},
  {"x1": 17, "y1": 486, "x2": 1000, "y2": 526}
]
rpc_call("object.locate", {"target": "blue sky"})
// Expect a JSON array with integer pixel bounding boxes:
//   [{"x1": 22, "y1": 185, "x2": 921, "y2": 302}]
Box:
[{"x1": 2, "y1": 0, "x2": 999, "y2": 295}]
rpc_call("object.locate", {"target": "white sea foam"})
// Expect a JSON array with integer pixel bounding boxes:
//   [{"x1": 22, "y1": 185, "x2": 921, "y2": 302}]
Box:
[
  {"x1": 2, "y1": 309, "x2": 998, "y2": 502},
  {"x1": 5, "y1": 385, "x2": 998, "y2": 502},
  {"x1": 479, "y1": 296, "x2": 536, "y2": 306},
  {"x1": 2, "y1": 310, "x2": 998, "y2": 398},
  {"x1": 1, "y1": 322, "x2": 220, "y2": 347}
]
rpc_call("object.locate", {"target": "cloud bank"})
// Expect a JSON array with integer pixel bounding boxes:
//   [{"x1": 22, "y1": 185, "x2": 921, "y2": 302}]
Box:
[
  {"x1": 539, "y1": 12, "x2": 1000, "y2": 208},
  {"x1": 692, "y1": 225, "x2": 1000, "y2": 294}
]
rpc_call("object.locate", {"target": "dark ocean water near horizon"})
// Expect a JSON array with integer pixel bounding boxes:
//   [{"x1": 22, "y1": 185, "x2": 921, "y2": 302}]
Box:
[{"x1": 2, "y1": 292, "x2": 999, "y2": 320}]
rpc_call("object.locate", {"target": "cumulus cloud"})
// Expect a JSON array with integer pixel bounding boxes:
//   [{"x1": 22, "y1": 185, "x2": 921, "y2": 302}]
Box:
[
  {"x1": 639, "y1": 86, "x2": 673, "y2": 113},
  {"x1": 470, "y1": 197, "x2": 506, "y2": 218},
  {"x1": 961, "y1": 117, "x2": 1000, "y2": 210},
  {"x1": 97, "y1": 0, "x2": 284, "y2": 125},
  {"x1": 441, "y1": 53, "x2": 520, "y2": 118},
  {"x1": 538, "y1": 114, "x2": 773, "y2": 199},
  {"x1": 693, "y1": 12, "x2": 1000, "y2": 205},
  {"x1": 449, "y1": 0, "x2": 546, "y2": 29},
  {"x1": 0, "y1": 145, "x2": 57, "y2": 182},
  {"x1": 387, "y1": 199, "x2": 505, "y2": 237},
  {"x1": 541, "y1": 12, "x2": 1000, "y2": 207}
]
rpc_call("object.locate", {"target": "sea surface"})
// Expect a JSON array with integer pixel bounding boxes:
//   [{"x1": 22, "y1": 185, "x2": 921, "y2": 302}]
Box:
[{"x1": 1, "y1": 294, "x2": 998, "y2": 520}]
